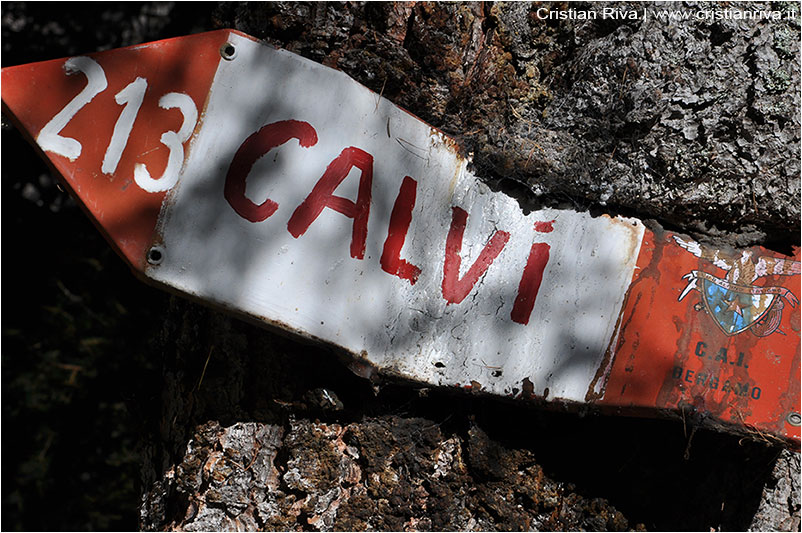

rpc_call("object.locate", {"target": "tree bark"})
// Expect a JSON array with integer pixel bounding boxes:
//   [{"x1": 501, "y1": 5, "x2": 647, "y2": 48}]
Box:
[
  {"x1": 139, "y1": 302, "x2": 643, "y2": 531},
  {"x1": 141, "y1": 417, "x2": 639, "y2": 531},
  {"x1": 748, "y1": 449, "x2": 801, "y2": 532}
]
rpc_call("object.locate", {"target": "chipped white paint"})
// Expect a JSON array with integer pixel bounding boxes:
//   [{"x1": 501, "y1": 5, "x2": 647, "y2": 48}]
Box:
[{"x1": 148, "y1": 32, "x2": 645, "y2": 402}]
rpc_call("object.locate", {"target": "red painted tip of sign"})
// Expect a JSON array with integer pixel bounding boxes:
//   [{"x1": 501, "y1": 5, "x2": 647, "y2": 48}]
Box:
[
  {"x1": 1, "y1": 30, "x2": 228, "y2": 269},
  {"x1": 533, "y1": 220, "x2": 555, "y2": 233}
]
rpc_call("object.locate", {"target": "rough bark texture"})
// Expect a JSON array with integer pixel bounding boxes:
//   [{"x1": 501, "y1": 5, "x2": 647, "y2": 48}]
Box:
[
  {"x1": 140, "y1": 301, "x2": 643, "y2": 531},
  {"x1": 749, "y1": 449, "x2": 802, "y2": 532},
  {"x1": 138, "y1": 298, "x2": 797, "y2": 531},
  {"x1": 142, "y1": 418, "x2": 636, "y2": 531},
  {"x1": 2, "y1": 1, "x2": 800, "y2": 531}
]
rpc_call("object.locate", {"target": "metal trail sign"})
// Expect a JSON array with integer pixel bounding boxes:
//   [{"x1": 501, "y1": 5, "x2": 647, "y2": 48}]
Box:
[{"x1": 3, "y1": 30, "x2": 800, "y2": 445}]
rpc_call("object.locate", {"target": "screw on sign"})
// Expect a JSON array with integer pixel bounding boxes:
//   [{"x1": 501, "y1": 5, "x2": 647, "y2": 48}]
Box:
[{"x1": 2, "y1": 30, "x2": 799, "y2": 446}]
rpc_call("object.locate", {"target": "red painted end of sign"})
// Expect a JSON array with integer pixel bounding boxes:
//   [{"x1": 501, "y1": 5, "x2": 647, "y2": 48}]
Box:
[
  {"x1": 1, "y1": 30, "x2": 230, "y2": 269},
  {"x1": 604, "y1": 229, "x2": 801, "y2": 444}
]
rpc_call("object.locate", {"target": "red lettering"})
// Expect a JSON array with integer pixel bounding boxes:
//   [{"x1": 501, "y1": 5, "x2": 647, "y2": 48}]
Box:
[
  {"x1": 511, "y1": 242, "x2": 550, "y2": 325},
  {"x1": 381, "y1": 176, "x2": 422, "y2": 284},
  {"x1": 224, "y1": 120, "x2": 318, "y2": 222},
  {"x1": 287, "y1": 147, "x2": 373, "y2": 259},
  {"x1": 511, "y1": 221, "x2": 553, "y2": 324},
  {"x1": 442, "y1": 207, "x2": 510, "y2": 304}
]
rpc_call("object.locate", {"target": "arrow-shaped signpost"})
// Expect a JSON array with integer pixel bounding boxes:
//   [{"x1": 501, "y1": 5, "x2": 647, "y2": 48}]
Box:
[{"x1": 3, "y1": 29, "x2": 799, "y2": 446}]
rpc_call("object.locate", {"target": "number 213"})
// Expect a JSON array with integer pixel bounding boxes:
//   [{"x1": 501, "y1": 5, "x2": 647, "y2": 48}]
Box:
[{"x1": 36, "y1": 56, "x2": 197, "y2": 193}]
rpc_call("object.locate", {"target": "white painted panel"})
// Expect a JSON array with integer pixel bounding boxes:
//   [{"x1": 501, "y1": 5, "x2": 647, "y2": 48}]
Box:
[{"x1": 149, "y1": 32, "x2": 644, "y2": 402}]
